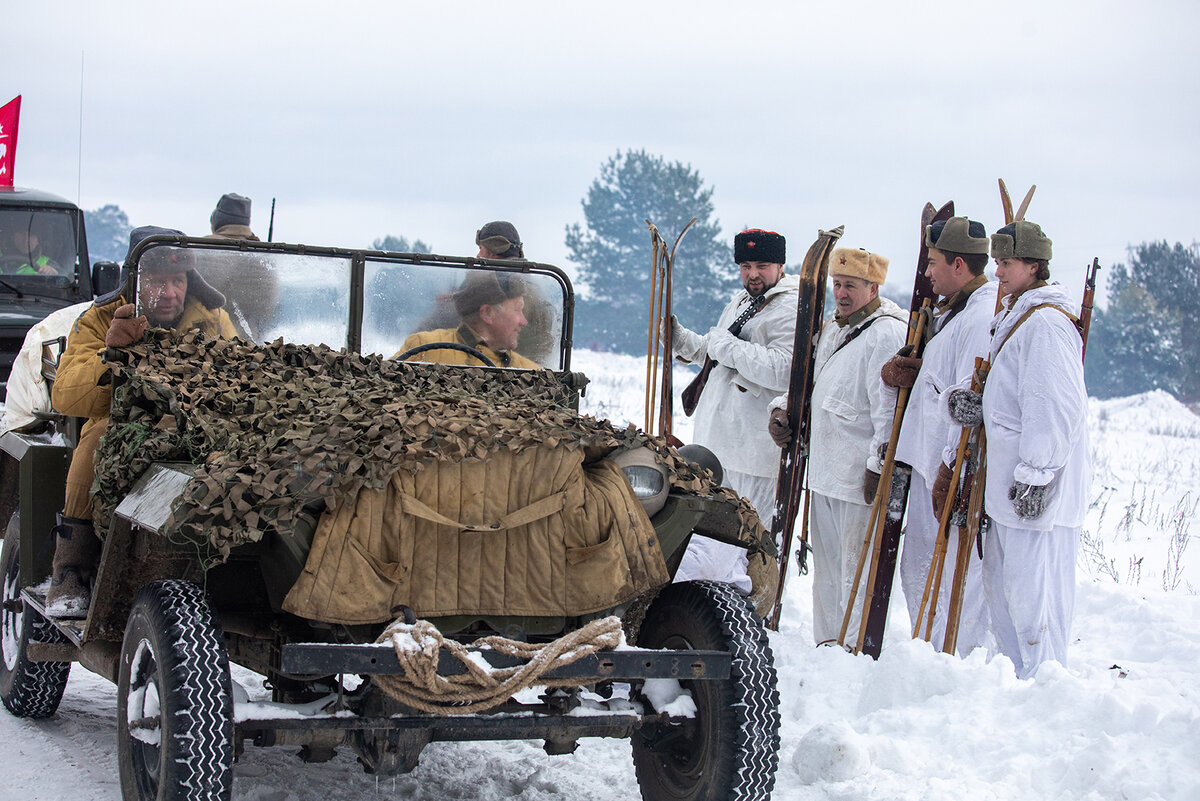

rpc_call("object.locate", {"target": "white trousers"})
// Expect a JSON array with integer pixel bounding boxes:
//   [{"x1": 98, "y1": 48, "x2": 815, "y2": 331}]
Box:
[
  {"x1": 809, "y1": 492, "x2": 872, "y2": 645},
  {"x1": 898, "y1": 471, "x2": 989, "y2": 656},
  {"x1": 983, "y1": 521, "x2": 1078, "y2": 679},
  {"x1": 675, "y1": 468, "x2": 776, "y2": 594}
]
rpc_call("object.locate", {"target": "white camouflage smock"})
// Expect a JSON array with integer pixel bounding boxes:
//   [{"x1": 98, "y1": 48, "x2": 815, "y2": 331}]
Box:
[
  {"x1": 673, "y1": 273, "x2": 799, "y2": 591},
  {"x1": 896, "y1": 280, "x2": 997, "y2": 655},
  {"x1": 976, "y1": 281, "x2": 1089, "y2": 678}
]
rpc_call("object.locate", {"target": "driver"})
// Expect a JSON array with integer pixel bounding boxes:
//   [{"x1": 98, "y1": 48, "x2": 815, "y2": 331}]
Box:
[
  {"x1": 393, "y1": 270, "x2": 540, "y2": 369},
  {"x1": 44, "y1": 226, "x2": 236, "y2": 618},
  {"x1": 4, "y1": 227, "x2": 59, "y2": 275}
]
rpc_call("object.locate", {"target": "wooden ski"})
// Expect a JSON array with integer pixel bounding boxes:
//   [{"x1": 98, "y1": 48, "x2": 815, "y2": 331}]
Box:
[
  {"x1": 766, "y1": 224, "x2": 842, "y2": 631},
  {"x1": 854, "y1": 201, "x2": 953, "y2": 657},
  {"x1": 645, "y1": 218, "x2": 696, "y2": 445}
]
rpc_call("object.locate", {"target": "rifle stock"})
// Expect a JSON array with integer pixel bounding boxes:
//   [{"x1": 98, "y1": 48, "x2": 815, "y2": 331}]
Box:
[{"x1": 1080, "y1": 258, "x2": 1099, "y2": 362}]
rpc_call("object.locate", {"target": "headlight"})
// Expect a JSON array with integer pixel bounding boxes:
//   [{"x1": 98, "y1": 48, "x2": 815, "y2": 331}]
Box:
[
  {"x1": 623, "y1": 465, "x2": 665, "y2": 499},
  {"x1": 610, "y1": 446, "x2": 670, "y2": 517}
]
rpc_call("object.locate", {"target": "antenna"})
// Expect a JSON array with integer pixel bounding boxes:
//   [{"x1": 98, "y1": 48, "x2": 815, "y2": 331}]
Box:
[{"x1": 77, "y1": 51, "x2": 85, "y2": 205}]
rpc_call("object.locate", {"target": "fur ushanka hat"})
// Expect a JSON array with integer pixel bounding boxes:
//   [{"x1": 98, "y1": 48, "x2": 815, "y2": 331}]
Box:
[
  {"x1": 830, "y1": 247, "x2": 889, "y2": 284},
  {"x1": 734, "y1": 229, "x2": 786, "y2": 265}
]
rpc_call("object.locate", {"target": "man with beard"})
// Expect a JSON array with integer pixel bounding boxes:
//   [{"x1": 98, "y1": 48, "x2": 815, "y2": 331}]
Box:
[
  {"x1": 769, "y1": 247, "x2": 907, "y2": 643},
  {"x1": 946, "y1": 220, "x2": 1088, "y2": 678},
  {"x1": 670, "y1": 228, "x2": 795, "y2": 593},
  {"x1": 45, "y1": 226, "x2": 236, "y2": 617},
  {"x1": 881, "y1": 216, "x2": 996, "y2": 655}
]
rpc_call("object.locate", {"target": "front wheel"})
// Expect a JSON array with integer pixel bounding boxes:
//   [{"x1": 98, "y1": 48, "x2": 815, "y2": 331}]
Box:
[
  {"x1": 632, "y1": 580, "x2": 780, "y2": 801},
  {"x1": 117, "y1": 579, "x2": 234, "y2": 801},
  {"x1": 1, "y1": 511, "x2": 71, "y2": 718}
]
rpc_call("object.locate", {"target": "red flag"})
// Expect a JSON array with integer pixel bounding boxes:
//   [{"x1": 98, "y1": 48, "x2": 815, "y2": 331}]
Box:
[{"x1": 0, "y1": 95, "x2": 21, "y2": 187}]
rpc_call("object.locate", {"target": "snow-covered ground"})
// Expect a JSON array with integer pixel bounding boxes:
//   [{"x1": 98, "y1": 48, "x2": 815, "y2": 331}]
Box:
[{"x1": 2, "y1": 354, "x2": 1197, "y2": 801}]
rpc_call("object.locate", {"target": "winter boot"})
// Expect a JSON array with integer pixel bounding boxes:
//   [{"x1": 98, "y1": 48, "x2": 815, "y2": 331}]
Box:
[{"x1": 45, "y1": 514, "x2": 100, "y2": 619}]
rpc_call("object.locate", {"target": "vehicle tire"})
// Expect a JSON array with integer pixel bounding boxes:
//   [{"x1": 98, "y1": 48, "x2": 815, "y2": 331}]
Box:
[
  {"x1": 632, "y1": 580, "x2": 780, "y2": 801},
  {"x1": 1, "y1": 511, "x2": 71, "y2": 718},
  {"x1": 118, "y1": 579, "x2": 234, "y2": 801}
]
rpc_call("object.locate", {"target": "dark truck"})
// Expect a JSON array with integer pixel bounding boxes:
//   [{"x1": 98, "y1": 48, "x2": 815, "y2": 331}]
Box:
[
  {"x1": 0, "y1": 235, "x2": 781, "y2": 801},
  {"x1": 0, "y1": 186, "x2": 116, "y2": 399}
]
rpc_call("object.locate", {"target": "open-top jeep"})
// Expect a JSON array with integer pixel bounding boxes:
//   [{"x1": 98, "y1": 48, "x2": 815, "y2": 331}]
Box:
[{"x1": 0, "y1": 235, "x2": 780, "y2": 801}]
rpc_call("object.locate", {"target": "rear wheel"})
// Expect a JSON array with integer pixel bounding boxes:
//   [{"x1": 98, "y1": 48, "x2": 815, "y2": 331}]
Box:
[
  {"x1": 117, "y1": 579, "x2": 234, "y2": 801},
  {"x1": 1, "y1": 511, "x2": 71, "y2": 718},
  {"x1": 632, "y1": 580, "x2": 780, "y2": 801}
]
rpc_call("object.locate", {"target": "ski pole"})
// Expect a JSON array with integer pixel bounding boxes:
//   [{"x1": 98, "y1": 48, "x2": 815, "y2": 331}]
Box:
[
  {"x1": 645, "y1": 223, "x2": 662, "y2": 433},
  {"x1": 913, "y1": 428, "x2": 972, "y2": 641},
  {"x1": 943, "y1": 425, "x2": 987, "y2": 654}
]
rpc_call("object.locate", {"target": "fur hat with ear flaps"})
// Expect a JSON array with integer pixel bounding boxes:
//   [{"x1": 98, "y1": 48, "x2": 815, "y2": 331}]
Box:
[
  {"x1": 734, "y1": 229, "x2": 786, "y2": 265},
  {"x1": 991, "y1": 220, "x2": 1053, "y2": 261},
  {"x1": 475, "y1": 221, "x2": 524, "y2": 259},
  {"x1": 925, "y1": 216, "x2": 989, "y2": 255},
  {"x1": 830, "y1": 247, "x2": 889, "y2": 284},
  {"x1": 127, "y1": 225, "x2": 226, "y2": 310}
]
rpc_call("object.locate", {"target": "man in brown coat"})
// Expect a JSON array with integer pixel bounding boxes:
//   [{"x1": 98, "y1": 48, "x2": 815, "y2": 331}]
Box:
[{"x1": 45, "y1": 226, "x2": 236, "y2": 617}]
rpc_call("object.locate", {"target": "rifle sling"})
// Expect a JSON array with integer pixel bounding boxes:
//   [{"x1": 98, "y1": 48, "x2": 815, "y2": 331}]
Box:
[
  {"x1": 992, "y1": 303, "x2": 1080, "y2": 361},
  {"x1": 681, "y1": 292, "x2": 773, "y2": 415}
]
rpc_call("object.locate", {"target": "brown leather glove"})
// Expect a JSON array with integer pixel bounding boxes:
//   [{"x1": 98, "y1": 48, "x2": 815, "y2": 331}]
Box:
[
  {"x1": 863, "y1": 469, "x2": 881, "y2": 504},
  {"x1": 881, "y1": 350, "x2": 922, "y2": 388},
  {"x1": 105, "y1": 303, "x2": 147, "y2": 347},
  {"x1": 768, "y1": 407, "x2": 791, "y2": 448},
  {"x1": 931, "y1": 461, "x2": 954, "y2": 518}
]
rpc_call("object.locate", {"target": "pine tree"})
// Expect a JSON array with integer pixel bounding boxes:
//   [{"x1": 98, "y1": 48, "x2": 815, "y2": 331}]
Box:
[
  {"x1": 84, "y1": 204, "x2": 133, "y2": 263},
  {"x1": 1085, "y1": 281, "x2": 1183, "y2": 399},
  {"x1": 565, "y1": 150, "x2": 736, "y2": 353},
  {"x1": 1086, "y1": 241, "x2": 1198, "y2": 401}
]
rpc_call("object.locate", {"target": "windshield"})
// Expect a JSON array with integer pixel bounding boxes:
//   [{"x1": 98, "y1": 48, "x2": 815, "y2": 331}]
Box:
[
  {"x1": 0, "y1": 207, "x2": 82, "y2": 286},
  {"x1": 132, "y1": 242, "x2": 569, "y2": 370}
]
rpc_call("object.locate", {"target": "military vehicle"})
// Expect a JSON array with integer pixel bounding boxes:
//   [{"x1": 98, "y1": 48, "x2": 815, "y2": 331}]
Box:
[
  {"x1": 0, "y1": 186, "x2": 116, "y2": 398},
  {"x1": 0, "y1": 235, "x2": 780, "y2": 801}
]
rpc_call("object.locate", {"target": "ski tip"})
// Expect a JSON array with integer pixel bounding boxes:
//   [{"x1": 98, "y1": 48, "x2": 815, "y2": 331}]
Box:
[
  {"x1": 999, "y1": 178, "x2": 1015, "y2": 224},
  {"x1": 1014, "y1": 185, "x2": 1036, "y2": 221}
]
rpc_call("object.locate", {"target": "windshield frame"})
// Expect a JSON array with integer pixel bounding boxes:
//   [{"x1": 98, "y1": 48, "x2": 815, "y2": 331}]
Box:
[{"x1": 123, "y1": 235, "x2": 576, "y2": 371}]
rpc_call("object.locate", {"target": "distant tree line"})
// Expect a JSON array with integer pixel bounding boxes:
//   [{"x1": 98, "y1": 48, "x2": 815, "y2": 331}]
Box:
[{"x1": 1086, "y1": 241, "x2": 1199, "y2": 403}]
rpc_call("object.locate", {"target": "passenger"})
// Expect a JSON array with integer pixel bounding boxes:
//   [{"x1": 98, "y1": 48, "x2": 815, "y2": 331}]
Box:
[
  {"x1": 207, "y1": 192, "x2": 260, "y2": 241},
  {"x1": 4, "y1": 227, "x2": 59, "y2": 275},
  {"x1": 202, "y1": 192, "x2": 276, "y2": 339},
  {"x1": 45, "y1": 226, "x2": 236, "y2": 618},
  {"x1": 393, "y1": 270, "x2": 540, "y2": 369}
]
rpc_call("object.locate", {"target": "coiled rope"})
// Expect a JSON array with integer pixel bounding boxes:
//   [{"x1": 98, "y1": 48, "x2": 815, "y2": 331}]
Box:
[{"x1": 372, "y1": 616, "x2": 624, "y2": 714}]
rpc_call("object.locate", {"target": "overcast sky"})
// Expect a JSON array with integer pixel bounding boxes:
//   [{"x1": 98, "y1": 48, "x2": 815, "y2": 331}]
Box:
[{"x1": 5, "y1": 0, "x2": 1197, "y2": 306}]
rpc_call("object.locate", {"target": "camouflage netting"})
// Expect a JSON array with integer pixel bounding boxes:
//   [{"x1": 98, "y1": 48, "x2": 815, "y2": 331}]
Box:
[{"x1": 93, "y1": 329, "x2": 767, "y2": 566}]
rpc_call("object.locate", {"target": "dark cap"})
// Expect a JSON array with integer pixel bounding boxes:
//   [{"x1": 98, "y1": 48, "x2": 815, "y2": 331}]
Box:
[
  {"x1": 210, "y1": 193, "x2": 252, "y2": 232},
  {"x1": 734, "y1": 229, "x2": 786, "y2": 265},
  {"x1": 453, "y1": 271, "x2": 526, "y2": 319},
  {"x1": 475, "y1": 221, "x2": 524, "y2": 259}
]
